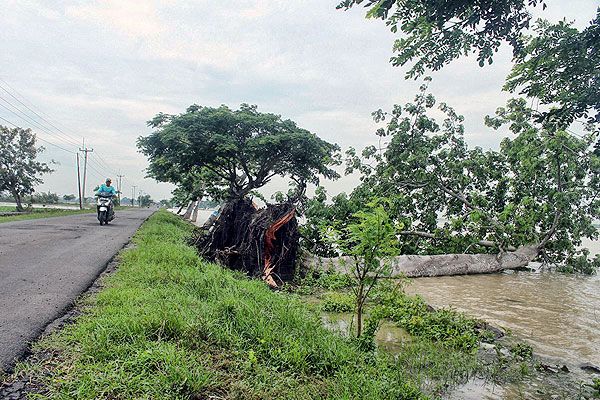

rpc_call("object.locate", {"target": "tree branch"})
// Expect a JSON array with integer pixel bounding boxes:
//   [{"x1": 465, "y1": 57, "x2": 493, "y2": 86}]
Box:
[{"x1": 399, "y1": 230, "x2": 517, "y2": 252}]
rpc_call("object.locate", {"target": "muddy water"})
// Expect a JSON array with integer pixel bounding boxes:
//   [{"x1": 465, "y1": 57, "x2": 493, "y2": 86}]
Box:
[{"x1": 405, "y1": 239, "x2": 600, "y2": 368}]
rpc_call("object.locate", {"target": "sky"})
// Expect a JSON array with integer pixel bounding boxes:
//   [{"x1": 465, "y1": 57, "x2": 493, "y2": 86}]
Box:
[{"x1": 1, "y1": 0, "x2": 597, "y2": 201}]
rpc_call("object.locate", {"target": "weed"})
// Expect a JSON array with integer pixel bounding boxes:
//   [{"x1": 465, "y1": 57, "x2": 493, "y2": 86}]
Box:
[
  {"x1": 321, "y1": 292, "x2": 355, "y2": 313},
  {"x1": 510, "y1": 342, "x2": 534, "y2": 359}
]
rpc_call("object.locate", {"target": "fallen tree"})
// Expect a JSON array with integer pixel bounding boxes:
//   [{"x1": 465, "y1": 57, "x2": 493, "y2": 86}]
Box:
[
  {"x1": 303, "y1": 86, "x2": 599, "y2": 275},
  {"x1": 305, "y1": 245, "x2": 539, "y2": 278}
]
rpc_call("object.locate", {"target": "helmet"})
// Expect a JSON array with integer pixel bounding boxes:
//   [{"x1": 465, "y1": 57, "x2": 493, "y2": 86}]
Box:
[{"x1": 106, "y1": 178, "x2": 112, "y2": 183}]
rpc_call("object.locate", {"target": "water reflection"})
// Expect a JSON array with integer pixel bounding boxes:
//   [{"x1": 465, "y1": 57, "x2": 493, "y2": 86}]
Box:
[{"x1": 320, "y1": 312, "x2": 411, "y2": 353}]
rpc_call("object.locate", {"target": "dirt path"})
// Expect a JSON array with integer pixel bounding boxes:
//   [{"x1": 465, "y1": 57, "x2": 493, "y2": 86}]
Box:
[{"x1": 0, "y1": 209, "x2": 154, "y2": 372}]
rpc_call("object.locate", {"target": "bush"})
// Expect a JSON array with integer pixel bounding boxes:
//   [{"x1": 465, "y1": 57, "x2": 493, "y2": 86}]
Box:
[
  {"x1": 558, "y1": 250, "x2": 599, "y2": 275},
  {"x1": 373, "y1": 282, "x2": 481, "y2": 352},
  {"x1": 322, "y1": 292, "x2": 355, "y2": 313},
  {"x1": 510, "y1": 343, "x2": 533, "y2": 359}
]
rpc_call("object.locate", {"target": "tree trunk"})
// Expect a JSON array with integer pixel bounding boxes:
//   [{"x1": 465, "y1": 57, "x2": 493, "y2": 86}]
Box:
[
  {"x1": 191, "y1": 200, "x2": 200, "y2": 222},
  {"x1": 182, "y1": 200, "x2": 196, "y2": 220},
  {"x1": 305, "y1": 246, "x2": 540, "y2": 278},
  {"x1": 356, "y1": 287, "x2": 364, "y2": 337},
  {"x1": 12, "y1": 191, "x2": 23, "y2": 212}
]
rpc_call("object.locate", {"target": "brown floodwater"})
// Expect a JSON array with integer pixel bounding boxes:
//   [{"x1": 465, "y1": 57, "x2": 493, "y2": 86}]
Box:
[
  {"x1": 404, "y1": 239, "x2": 600, "y2": 399},
  {"x1": 405, "y1": 252, "x2": 600, "y2": 368}
]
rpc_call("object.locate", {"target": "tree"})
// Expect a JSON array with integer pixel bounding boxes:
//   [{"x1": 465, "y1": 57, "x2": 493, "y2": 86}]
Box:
[
  {"x1": 32, "y1": 191, "x2": 59, "y2": 204},
  {"x1": 339, "y1": 1, "x2": 600, "y2": 136},
  {"x1": 331, "y1": 84, "x2": 600, "y2": 273},
  {"x1": 0, "y1": 126, "x2": 53, "y2": 211},
  {"x1": 138, "y1": 194, "x2": 153, "y2": 207},
  {"x1": 337, "y1": 0, "x2": 545, "y2": 78},
  {"x1": 324, "y1": 203, "x2": 399, "y2": 337},
  {"x1": 138, "y1": 104, "x2": 340, "y2": 285},
  {"x1": 504, "y1": 12, "x2": 600, "y2": 126},
  {"x1": 138, "y1": 104, "x2": 340, "y2": 201},
  {"x1": 159, "y1": 199, "x2": 173, "y2": 208}
]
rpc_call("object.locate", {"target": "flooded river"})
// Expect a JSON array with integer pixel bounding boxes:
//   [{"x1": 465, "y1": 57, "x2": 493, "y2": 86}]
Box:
[{"x1": 406, "y1": 239, "x2": 600, "y2": 368}]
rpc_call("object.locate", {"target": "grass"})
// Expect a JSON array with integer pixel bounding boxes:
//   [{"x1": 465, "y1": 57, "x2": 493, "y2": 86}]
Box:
[
  {"x1": 0, "y1": 207, "x2": 95, "y2": 223},
  {"x1": 291, "y1": 270, "x2": 539, "y2": 395},
  {"x1": 0, "y1": 205, "x2": 133, "y2": 223},
  {"x1": 16, "y1": 211, "x2": 428, "y2": 399}
]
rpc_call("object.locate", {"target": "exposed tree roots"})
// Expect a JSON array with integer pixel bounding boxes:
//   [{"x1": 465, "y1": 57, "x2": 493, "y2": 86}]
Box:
[{"x1": 194, "y1": 198, "x2": 299, "y2": 287}]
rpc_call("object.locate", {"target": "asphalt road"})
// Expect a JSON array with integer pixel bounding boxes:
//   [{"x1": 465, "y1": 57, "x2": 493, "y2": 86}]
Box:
[{"x1": 0, "y1": 209, "x2": 154, "y2": 372}]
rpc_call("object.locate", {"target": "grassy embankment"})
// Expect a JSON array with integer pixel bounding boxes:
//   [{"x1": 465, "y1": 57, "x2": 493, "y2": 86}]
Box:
[
  {"x1": 8, "y1": 210, "x2": 533, "y2": 399},
  {"x1": 12, "y1": 211, "x2": 428, "y2": 399}
]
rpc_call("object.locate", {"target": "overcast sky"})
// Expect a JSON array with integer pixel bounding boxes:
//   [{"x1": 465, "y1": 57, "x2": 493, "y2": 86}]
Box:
[{"x1": 1, "y1": 0, "x2": 597, "y2": 201}]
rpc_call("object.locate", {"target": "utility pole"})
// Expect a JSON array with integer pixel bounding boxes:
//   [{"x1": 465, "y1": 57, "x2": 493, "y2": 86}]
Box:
[
  {"x1": 132, "y1": 185, "x2": 137, "y2": 207},
  {"x1": 117, "y1": 174, "x2": 124, "y2": 205},
  {"x1": 79, "y1": 139, "x2": 93, "y2": 206},
  {"x1": 76, "y1": 153, "x2": 83, "y2": 210}
]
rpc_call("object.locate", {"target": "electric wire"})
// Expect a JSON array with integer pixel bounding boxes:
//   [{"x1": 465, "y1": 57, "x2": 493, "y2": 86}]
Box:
[
  {"x1": 0, "y1": 79, "x2": 82, "y2": 147},
  {"x1": 0, "y1": 79, "x2": 150, "y2": 199},
  {"x1": 0, "y1": 115, "x2": 77, "y2": 154},
  {"x1": 0, "y1": 98, "x2": 80, "y2": 150},
  {"x1": 0, "y1": 93, "x2": 80, "y2": 149}
]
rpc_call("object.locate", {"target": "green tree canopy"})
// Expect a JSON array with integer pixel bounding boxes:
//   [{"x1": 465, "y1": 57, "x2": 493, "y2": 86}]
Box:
[
  {"x1": 504, "y1": 11, "x2": 600, "y2": 126},
  {"x1": 138, "y1": 194, "x2": 153, "y2": 207},
  {"x1": 138, "y1": 104, "x2": 340, "y2": 201},
  {"x1": 338, "y1": 0, "x2": 545, "y2": 78},
  {"x1": 322, "y1": 85, "x2": 599, "y2": 269},
  {"x1": 0, "y1": 125, "x2": 53, "y2": 211}
]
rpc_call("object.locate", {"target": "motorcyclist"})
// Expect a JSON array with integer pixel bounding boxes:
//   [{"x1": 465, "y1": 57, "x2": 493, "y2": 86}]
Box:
[{"x1": 96, "y1": 178, "x2": 117, "y2": 220}]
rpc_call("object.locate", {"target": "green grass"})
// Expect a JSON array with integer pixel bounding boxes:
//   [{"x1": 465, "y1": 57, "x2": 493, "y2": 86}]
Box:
[
  {"x1": 0, "y1": 207, "x2": 95, "y2": 223},
  {"x1": 321, "y1": 292, "x2": 355, "y2": 313},
  {"x1": 19, "y1": 211, "x2": 427, "y2": 399},
  {"x1": 0, "y1": 205, "x2": 135, "y2": 223}
]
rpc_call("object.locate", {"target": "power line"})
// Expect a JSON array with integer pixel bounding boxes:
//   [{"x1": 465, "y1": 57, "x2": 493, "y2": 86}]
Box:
[
  {"x1": 0, "y1": 79, "x2": 150, "y2": 197},
  {"x1": 0, "y1": 79, "x2": 82, "y2": 147},
  {"x1": 0, "y1": 115, "x2": 76, "y2": 154},
  {"x1": 0, "y1": 96, "x2": 79, "y2": 151},
  {"x1": 93, "y1": 152, "x2": 120, "y2": 176},
  {"x1": 0, "y1": 79, "x2": 122, "y2": 180}
]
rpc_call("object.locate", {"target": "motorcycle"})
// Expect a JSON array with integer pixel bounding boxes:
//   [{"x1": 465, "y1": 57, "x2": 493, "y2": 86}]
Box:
[{"x1": 96, "y1": 194, "x2": 115, "y2": 225}]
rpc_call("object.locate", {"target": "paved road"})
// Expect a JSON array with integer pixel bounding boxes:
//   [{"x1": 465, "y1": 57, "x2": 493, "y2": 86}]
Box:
[{"x1": 0, "y1": 209, "x2": 154, "y2": 372}]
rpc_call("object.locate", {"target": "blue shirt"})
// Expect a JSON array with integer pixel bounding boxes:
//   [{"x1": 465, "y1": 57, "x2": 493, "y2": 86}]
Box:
[{"x1": 97, "y1": 184, "x2": 117, "y2": 196}]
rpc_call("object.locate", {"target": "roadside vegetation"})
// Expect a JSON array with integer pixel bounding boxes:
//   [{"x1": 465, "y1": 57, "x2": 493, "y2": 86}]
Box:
[
  {"x1": 0, "y1": 207, "x2": 94, "y2": 223},
  {"x1": 0, "y1": 205, "x2": 134, "y2": 223}
]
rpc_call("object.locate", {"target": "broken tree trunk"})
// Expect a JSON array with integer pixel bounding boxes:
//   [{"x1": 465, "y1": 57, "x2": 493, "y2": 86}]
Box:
[
  {"x1": 305, "y1": 245, "x2": 540, "y2": 278},
  {"x1": 194, "y1": 198, "x2": 299, "y2": 287}
]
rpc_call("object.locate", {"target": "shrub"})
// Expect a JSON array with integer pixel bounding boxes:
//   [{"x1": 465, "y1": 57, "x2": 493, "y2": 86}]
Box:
[{"x1": 322, "y1": 292, "x2": 355, "y2": 313}]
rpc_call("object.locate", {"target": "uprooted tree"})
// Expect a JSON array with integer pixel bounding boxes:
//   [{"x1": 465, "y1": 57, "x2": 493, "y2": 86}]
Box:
[
  {"x1": 305, "y1": 83, "x2": 600, "y2": 275},
  {"x1": 138, "y1": 104, "x2": 340, "y2": 286}
]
